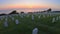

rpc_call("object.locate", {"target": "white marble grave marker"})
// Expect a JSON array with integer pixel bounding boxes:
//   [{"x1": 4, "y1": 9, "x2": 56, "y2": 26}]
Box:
[
  {"x1": 20, "y1": 15, "x2": 23, "y2": 18},
  {"x1": 12, "y1": 17, "x2": 14, "y2": 20},
  {"x1": 4, "y1": 21, "x2": 8, "y2": 27},
  {"x1": 32, "y1": 28, "x2": 38, "y2": 34},
  {"x1": 23, "y1": 14, "x2": 25, "y2": 16},
  {"x1": 43, "y1": 15, "x2": 45, "y2": 17},
  {"x1": 59, "y1": 16, "x2": 60, "y2": 19},
  {"x1": 0, "y1": 16, "x2": 3, "y2": 20},
  {"x1": 52, "y1": 18, "x2": 55, "y2": 23},
  {"x1": 27, "y1": 15, "x2": 29, "y2": 17},
  {"x1": 15, "y1": 14, "x2": 17, "y2": 16},
  {"x1": 47, "y1": 15, "x2": 49, "y2": 17},
  {"x1": 56, "y1": 17, "x2": 58, "y2": 20},
  {"x1": 38, "y1": 16, "x2": 41, "y2": 18},
  {"x1": 5, "y1": 18, "x2": 8, "y2": 21},
  {"x1": 9, "y1": 15, "x2": 12, "y2": 18},
  {"x1": 32, "y1": 15, "x2": 34, "y2": 20},
  {"x1": 15, "y1": 19, "x2": 19, "y2": 24}
]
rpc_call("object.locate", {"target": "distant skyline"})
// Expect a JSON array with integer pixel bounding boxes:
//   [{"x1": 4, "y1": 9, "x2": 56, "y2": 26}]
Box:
[{"x1": 0, "y1": 0, "x2": 60, "y2": 13}]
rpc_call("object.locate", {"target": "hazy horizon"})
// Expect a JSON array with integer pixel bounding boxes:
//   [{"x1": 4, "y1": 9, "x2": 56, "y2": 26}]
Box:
[
  {"x1": 0, "y1": 8, "x2": 60, "y2": 14},
  {"x1": 0, "y1": 0, "x2": 60, "y2": 14}
]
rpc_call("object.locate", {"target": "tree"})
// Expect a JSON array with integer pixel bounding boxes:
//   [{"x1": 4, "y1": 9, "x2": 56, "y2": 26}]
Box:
[
  {"x1": 9, "y1": 10, "x2": 18, "y2": 14},
  {"x1": 0, "y1": 13, "x2": 6, "y2": 16},
  {"x1": 47, "y1": 8, "x2": 52, "y2": 12},
  {"x1": 20, "y1": 12, "x2": 24, "y2": 14}
]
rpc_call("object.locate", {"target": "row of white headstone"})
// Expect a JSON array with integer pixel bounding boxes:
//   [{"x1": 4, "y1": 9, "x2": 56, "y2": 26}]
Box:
[
  {"x1": 32, "y1": 15, "x2": 34, "y2": 20},
  {"x1": 52, "y1": 16, "x2": 60, "y2": 23},
  {"x1": 0, "y1": 16, "x2": 5, "y2": 20},
  {"x1": 1, "y1": 14, "x2": 60, "y2": 34},
  {"x1": 4, "y1": 16, "x2": 38, "y2": 34},
  {"x1": 1, "y1": 14, "x2": 60, "y2": 26},
  {"x1": 1, "y1": 14, "x2": 38, "y2": 34},
  {"x1": 3, "y1": 15, "x2": 35, "y2": 27},
  {"x1": 4, "y1": 17, "x2": 19, "y2": 27}
]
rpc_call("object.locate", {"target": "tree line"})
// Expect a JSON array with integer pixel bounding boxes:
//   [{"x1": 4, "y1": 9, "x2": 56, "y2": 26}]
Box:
[{"x1": 0, "y1": 8, "x2": 51, "y2": 16}]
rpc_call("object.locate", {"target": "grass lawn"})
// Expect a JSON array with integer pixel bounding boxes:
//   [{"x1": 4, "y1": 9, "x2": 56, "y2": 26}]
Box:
[{"x1": 0, "y1": 14, "x2": 60, "y2": 34}]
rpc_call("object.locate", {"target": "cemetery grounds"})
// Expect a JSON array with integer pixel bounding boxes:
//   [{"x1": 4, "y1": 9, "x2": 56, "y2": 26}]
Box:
[{"x1": 0, "y1": 13, "x2": 60, "y2": 34}]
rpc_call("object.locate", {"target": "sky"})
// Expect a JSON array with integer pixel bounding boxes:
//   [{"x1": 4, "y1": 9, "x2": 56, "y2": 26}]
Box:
[{"x1": 0, "y1": 0, "x2": 60, "y2": 13}]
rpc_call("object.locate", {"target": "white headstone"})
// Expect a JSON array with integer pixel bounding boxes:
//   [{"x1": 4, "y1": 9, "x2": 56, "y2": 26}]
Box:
[
  {"x1": 27, "y1": 15, "x2": 29, "y2": 17},
  {"x1": 12, "y1": 17, "x2": 14, "y2": 20},
  {"x1": 2, "y1": 16, "x2": 4, "y2": 18},
  {"x1": 32, "y1": 15, "x2": 34, "y2": 20},
  {"x1": 0, "y1": 16, "x2": 1, "y2": 20},
  {"x1": 4, "y1": 21, "x2": 8, "y2": 27},
  {"x1": 5, "y1": 18, "x2": 8, "y2": 21},
  {"x1": 43, "y1": 15, "x2": 45, "y2": 17},
  {"x1": 15, "y1": 19, "x2": 19, "y2": 24},
  {"x1": 5, "y1": 16, "x2": 8, "y2": 18},
  {"x1": 12, "y1": 14, "x2": 16, "y2": 16},
  {"x1": 59, "y1": 16, "x2": 60, "y2": 19},
  {"x1": 47, "y1": 15, "x2": 49, "y2": 17},
  {"x1": 49, "y1": 14, "x2": 51, "y2": 16},
  {"x1": 52, "y1": 18, "x2": 55, "y2": 23},
  {"x1": 20, "y1": 15, "x2": 23, "y2": 18},
  {"x1": 38, "y1": 16, "x2": 41, "y2": 18},
  {"x1": 56, "y1": 17, "x2": 58, "y2": 20},
  {"x1": 0, "y1": 17, "x2": 3, "y2": 20},
  {"x1": 23, "y1": 14, "x2": 25, "y2": 15},
  {"x1": 15, "y1": 14, "x2": 17, "y2": 16},
  {"x1": 9, "y1": 15, "x2": 12, "y2": 18},
  {"x1": 32, "y1": 28, "x2": 38, "y2": 34}
]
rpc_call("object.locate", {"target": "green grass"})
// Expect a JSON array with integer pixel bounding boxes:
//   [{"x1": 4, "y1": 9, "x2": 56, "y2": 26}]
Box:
[{"x1": 0, "y1": 14, "x2": 60, "y2": 34}]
